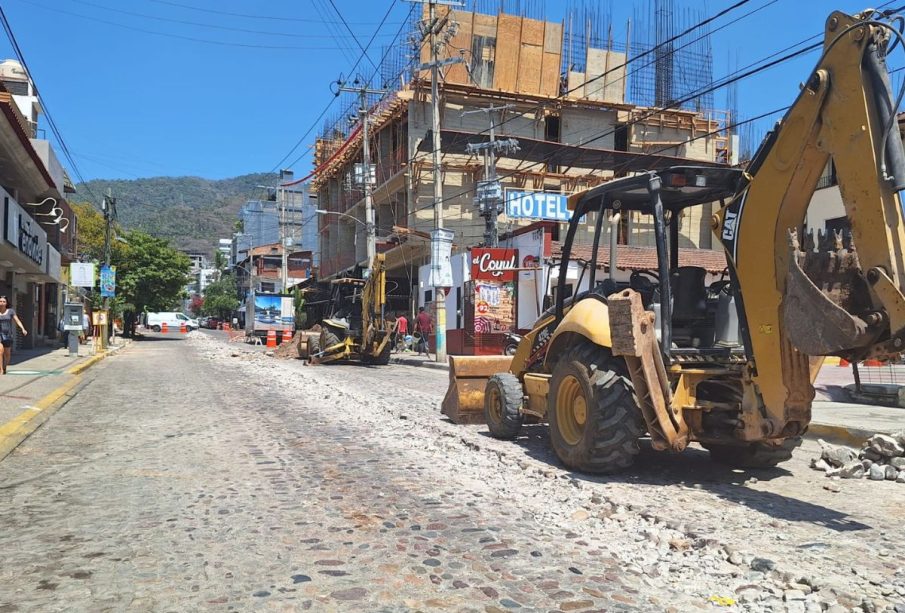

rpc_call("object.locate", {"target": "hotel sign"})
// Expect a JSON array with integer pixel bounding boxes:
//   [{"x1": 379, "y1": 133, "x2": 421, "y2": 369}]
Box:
[{"x1": 504, "y1": 189, "x2": 573, "y2": 222}]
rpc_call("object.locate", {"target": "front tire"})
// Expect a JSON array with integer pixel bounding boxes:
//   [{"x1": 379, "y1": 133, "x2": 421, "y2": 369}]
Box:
[
  {"x1": 151, "y1": 325, "x2": 161, "y2": 332},
  {"x1": 484, "y1": 373, "x2": 524, "y2": 439},
  {"x1": 547, "y1": 342, "x2": 643, "y2": 473},
  {"x1": 704, "y1": 437, "x2": 802, "y2": 468}
]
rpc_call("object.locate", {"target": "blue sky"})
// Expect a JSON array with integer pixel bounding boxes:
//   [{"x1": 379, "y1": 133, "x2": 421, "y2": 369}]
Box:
[{"x1": 0, "y1": 0, "x2": 896, "y2": 181}]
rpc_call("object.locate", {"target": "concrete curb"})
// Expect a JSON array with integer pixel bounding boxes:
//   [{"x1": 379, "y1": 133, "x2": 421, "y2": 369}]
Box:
[
  {"x1": 0, "y1": 376, "x2": 83, "y2": 462},
  {"x1": 0, "y1": 341, "x2": 130, "y2": 462},
  {"x1": 389, "y1": 355, "x2": 450, "y2": 371}
]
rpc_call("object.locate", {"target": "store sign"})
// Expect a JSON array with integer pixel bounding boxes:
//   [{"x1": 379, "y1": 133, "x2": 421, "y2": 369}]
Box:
[
  {"x1": 45, "y1": 245, "x2": 62, "y2": 282},
  {"x1": 471, "y1": 248, "x2": 518, "y2": 282},
  {"x1": 4, "y1": 196, "x2": 47, "y2": 268},
  {"x1": 505, "y1": 189, "x2": 573, "y2": 221},
  {"x1": 18, "y1": 214, "x2": 45, "y2": 266}
]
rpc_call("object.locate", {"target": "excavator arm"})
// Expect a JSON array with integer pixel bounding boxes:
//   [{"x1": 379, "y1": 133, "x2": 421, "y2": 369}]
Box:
[{"x1": 714, "y1": 9, "x2": 905, "y2": 440}]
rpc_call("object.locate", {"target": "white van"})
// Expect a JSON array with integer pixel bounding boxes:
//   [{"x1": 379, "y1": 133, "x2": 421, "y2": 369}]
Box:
[{"x1": 145, "y1": 312, "x2": 198, "y2": 332}]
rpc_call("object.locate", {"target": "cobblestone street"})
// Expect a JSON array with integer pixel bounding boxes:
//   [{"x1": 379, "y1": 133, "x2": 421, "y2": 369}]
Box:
[{"x1": 0, "y1": 333, "x2": 904, "y2": 612}]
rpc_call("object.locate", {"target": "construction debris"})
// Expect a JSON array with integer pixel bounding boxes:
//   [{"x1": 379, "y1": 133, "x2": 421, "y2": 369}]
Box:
[{"x1": 811, "y1": 433, "x2": 905, "y2": 482}]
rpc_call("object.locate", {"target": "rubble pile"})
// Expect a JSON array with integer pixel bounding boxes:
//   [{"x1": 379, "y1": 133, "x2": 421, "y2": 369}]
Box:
[
  {"x1": 272, "y1": 331, "x2": 304, "y2": 359},
  {"x1": 811, "y1": 432, "x2": 905, "y2": 482}
]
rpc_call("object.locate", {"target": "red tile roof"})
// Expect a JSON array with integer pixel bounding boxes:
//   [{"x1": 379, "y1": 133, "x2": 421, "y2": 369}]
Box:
[{"x1": 551, "y1": 242, "x2": 727, "y2": 274}]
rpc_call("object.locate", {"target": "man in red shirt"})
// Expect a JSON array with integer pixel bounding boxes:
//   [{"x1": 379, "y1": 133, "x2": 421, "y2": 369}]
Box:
[
  {"x1": 393, "y1": 312, "x2": 409, "y2": 352},
  {"x1": 415, "y1": 306, "x2": 433, "y2": 357}
]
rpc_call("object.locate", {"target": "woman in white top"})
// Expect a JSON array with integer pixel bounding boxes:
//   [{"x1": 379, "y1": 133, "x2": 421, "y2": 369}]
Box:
[{"x1": 0, "y1": 295, "x2": 28, "y2": 374}]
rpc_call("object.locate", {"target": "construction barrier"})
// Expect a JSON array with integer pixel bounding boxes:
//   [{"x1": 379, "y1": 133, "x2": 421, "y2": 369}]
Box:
[
  {"x1": 180, "y1": 322, "x2": 187, "y2": 334},
  {"x1": 161, "y1": 322, "x2": 168, "y2": 334},
  {"x1": 282, "y1": 329, "x2": 293, "y2": 344},
  {"x1": 266, "y1": 329, "x2": 277, "y2": 348}
]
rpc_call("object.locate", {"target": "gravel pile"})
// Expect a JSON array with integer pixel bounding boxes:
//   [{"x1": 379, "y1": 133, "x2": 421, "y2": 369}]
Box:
[{"x1": 812, "y1": 434, "x2": 905, "y2": 483}]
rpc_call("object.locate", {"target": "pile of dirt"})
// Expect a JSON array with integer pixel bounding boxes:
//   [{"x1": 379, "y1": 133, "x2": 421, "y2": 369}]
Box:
[{"x1": 273, "y1": 332, "x2": 305, "y2": 359}]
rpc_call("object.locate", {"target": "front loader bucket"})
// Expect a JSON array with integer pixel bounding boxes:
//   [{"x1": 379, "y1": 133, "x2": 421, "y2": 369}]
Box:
[{"x1": 441, "y1": 356, "x2": 514, "y2": 424}]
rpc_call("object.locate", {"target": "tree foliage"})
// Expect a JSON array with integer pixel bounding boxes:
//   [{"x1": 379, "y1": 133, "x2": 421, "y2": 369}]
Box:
[
  {"x1": 202, "y1": 275, "x2": 239, "y2": 319},
  {"x1": 116, "y1": 231, "x2": 192, "y2": 314}
]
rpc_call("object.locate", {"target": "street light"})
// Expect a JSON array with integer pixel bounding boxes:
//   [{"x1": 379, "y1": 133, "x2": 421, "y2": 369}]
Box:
[{"x1": 315, "y1": 209, "x2": 368, "y2": 227}]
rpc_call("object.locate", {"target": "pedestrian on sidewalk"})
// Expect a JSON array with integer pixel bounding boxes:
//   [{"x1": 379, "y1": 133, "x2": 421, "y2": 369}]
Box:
[
  {"x1": 0, "y1": 295, "x2": 28, "y2": 375},
  {"x1": 393, "y1": 312, "x2": 409, "y2": 352},
  {"x1": 415, "y1": 306, "x2": 433, "y2": 357}
]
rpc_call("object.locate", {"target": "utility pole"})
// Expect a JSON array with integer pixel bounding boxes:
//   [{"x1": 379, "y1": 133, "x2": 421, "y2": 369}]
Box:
[
  {"x1": 407, "y1": 0, "x2": 462, "y2": 363},
  {"x1": 337, "y1": 78, "x2": 386, "y2": 269},
  {"x1": 278, "y1": 169, "x2": 290, "y2": 292},
  {"x1": 463, "y1": 104, "x2": 519, "y2": 247},
  {"x1": 100, "y1": 188, "x2": 114, "y2": 350}
]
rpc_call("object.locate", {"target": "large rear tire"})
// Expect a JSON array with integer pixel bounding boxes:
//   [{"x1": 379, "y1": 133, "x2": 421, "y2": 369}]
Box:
[
  {"x1": 704, "y1": 437, "x2": 802, "y2": 468},
  {"x1": 307, "y1": 334, "x2": 321, "y2": 362},
  {"x1": 484, "y1": 373, "x2": 524, "y2": 439},
  {"x1": 547, "y1": 342, "x2": 643, "y2": 474}
]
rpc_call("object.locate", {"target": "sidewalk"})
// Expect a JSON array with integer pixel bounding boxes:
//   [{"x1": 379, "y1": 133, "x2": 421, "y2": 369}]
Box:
[
  {"x1": 0, "y1": 339, "x2": 130, "y2": 461},
  {"x1": 389, "y1": 351, "x2": 450, "y2": 371}
]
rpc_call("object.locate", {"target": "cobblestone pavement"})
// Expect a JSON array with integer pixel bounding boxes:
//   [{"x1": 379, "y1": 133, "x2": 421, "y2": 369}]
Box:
[{"x1": 0, "y1": 334, "x2": 903, "y2": 612}]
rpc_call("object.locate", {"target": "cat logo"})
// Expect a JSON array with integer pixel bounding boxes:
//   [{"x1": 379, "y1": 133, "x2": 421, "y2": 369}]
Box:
[{"x1": 722, "y1": 211, "x2": 738, "y2": 241}]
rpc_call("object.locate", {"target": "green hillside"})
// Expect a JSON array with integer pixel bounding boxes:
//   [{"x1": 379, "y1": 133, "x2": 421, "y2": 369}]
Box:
[{"x1": 73, "y1": 172, "x2": 278, "y2": 254}]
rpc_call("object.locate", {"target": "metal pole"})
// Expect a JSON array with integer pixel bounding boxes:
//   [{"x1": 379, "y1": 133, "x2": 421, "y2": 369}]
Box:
[
  {"x1": 101, "y1": 188, "x2": 113, "y2": 350},
  {"x1": 430, "y1": 0, "x2": 447, "y2": 363},
  {"x1": 279, "y1": 181, "x2": 288, "y2": 291},
  {"x1": 361, "y1": 88, "x2": 376, "y2": 265}
]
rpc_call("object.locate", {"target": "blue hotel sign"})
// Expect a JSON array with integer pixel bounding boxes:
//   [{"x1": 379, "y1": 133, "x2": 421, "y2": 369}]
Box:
[{"x1": 504, "y1": 189, "x2": 573, "y2": 221}]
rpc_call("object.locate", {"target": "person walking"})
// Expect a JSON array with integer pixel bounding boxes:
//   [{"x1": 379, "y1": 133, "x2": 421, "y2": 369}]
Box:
[
  {"x1": 0, "y1": 295, "x2": 27, "y2": 375},
  {"x1": 394, "y1": 312, "x2": 409, "y2": 352},
  {"x1": 415, "y1": 306, "x2": 433, "y2": 357}
]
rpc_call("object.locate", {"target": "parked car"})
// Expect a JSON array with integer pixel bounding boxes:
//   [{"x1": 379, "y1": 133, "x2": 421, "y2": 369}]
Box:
[
  {"x1": 204, "y1": 317, "x2": 223, "y2": 329},
  {"x1": 198, "y1": 316, "x2": 210, "y2": 328},
  {"x1": 145, "y1": 312, "x2": 199, "y2": 332}
]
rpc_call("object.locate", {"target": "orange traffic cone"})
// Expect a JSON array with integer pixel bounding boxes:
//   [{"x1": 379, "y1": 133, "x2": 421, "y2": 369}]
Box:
[
  {"x1": 223, "y1": 323, "x2": 230, "y2": 331},
  {"x1": 839, "y1": 358, "x2": 850, "y2": 367},
  {"x1": 161, "y1": 322, "x2": 168, "y2": 334},
  {"x1": 282, "y1": 329, "x2": 293, "y2": 344},
  {"x1": 266, "y1": 329, "x2": 277, "y2": 348},
  {"x1": 180, "y1": 322, "x2": 187, "y2": 334}
]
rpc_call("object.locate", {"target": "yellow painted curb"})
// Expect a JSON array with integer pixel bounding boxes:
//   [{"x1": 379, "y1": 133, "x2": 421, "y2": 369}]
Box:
[
  {"x1": 0, "y1": 376, "x2": 82, "y2": 461},
  {"x1": 0, "y1": 346, "x2": 122, "y2": 462},
  {"x1": 67, "y1": 352, "x2": 106, "y2": 375}
]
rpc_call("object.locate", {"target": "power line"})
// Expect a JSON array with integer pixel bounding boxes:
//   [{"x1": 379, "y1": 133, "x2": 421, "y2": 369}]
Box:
[
  {"x1": 0, "y1": 4, "x2": 102, "y2": 206},
  {"x1": 64, "y1": 0, "x2": 399, "y2": 40},
  {"x1": 145, "y1": 0, "x2": 405, "y2": 26},
  {"x1": 327, "y1": 0, "x2": 381, "y2": 71},
  {"x1": 10, "y1": 0, "x2": 355, "y2": 50},
  {"x1": 269, "y1": 1, "x2": 407, "y2": 173}
]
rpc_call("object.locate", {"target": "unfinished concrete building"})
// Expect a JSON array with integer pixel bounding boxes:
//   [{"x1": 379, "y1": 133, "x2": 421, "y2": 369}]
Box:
[{"x1": 309, "y1": 1, "x2": 734, "y2": 309}]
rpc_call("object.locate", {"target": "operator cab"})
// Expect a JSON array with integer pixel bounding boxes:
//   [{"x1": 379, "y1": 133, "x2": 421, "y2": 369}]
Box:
[{"x1": 557, "y1": 165, "x2": 750, "y2": 363}]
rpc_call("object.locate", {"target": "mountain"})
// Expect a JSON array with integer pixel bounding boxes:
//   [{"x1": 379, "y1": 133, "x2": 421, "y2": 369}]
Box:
[{"x1": 73, "y1": 172, "x2": 278, "y2": 254}]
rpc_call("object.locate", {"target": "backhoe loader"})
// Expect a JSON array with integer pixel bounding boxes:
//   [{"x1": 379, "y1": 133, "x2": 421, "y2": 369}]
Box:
[
  {"x1": 308, "y1": 254, "x2": 395, "y2": 365},
  {"x1": 442, "y1": 8, "x2": 905, "y2": 472}
]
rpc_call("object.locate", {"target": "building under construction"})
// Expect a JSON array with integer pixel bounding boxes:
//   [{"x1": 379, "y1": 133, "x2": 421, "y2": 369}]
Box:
[{"x1": 308, "y1": 0, "x2": 734, "y2": 315}]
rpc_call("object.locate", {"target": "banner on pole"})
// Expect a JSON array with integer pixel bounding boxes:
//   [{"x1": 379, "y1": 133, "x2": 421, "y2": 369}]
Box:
[{"x1": 100, "y1": 265, "x2": 116, "y2": 297}]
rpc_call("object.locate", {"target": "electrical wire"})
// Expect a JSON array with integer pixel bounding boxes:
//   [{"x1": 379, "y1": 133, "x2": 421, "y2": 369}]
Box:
[
  {"x1": 0, "y1": 4, "x2": 102, "y2": 206},
  {"x1": 145, "y1": 0, "x2": 403, "y2": 26},
  {"x1": 9, "y1": 0, "x2": 350, "y2": 50},
  {"x1": 64, "y1": 0, "x2": 392, "y2": 40},
  {"x1": 327, "y1": 0, "x2": 380, "y2": 71}
]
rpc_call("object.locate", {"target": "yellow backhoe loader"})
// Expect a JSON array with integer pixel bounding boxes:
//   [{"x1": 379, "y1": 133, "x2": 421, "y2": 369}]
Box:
[
  {"x1": 308, "y1": 254, "x2": 395, "y2": 365},
  {"x1": 442, "y1": 8, "x2": 905, "y2": 472}
]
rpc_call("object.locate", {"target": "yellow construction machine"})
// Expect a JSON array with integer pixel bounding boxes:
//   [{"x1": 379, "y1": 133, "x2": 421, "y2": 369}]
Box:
[
  {"x1": 443, "y1": 8, "x2": 905, "y2": 472},
  {"x1": 309, "y1": 254, "x2": 395, "y2": 365}
]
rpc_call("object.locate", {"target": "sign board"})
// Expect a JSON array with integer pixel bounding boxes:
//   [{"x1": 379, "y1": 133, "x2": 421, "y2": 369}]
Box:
[
  {"x1": 473, "y1": 281, "x2": 516, "y2": 334},
  {"x1": 45, "y1": 245, "x2": 62, "y2": 282},
  {"x1": 100, "y1": 265, "x2": 116, "y2": 297},
  {"x1": 70, "y1": 262, "x2": 95, "y2": 287},
  {"x1": 429, "y1": 228, "x2": 454, "y2": 287},
  {"x1": 247, "y1": 292, "x2": 294, "y2": 333},
  {"x1": 505, "y1": 189, "x2": 573, "y2": 221},
  {"x1": 92, "y1": 310, "x2": 109, "y2": 326},
  {"x1": 471, "y1": 248, "x2": 519, "y2": 282},
  {"x1": 4, "y1": 194, "x2": 48, "y2": 269}
]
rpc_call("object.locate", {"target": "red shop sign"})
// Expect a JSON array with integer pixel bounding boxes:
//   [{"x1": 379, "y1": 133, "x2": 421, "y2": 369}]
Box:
[{"x1": 471, "y1": 248, "x2": 519, "y2": 282}]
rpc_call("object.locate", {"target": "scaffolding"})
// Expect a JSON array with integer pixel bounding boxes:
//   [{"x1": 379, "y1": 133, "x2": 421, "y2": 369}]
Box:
[{"x1": 630, "y1": 0, "x2": 714, "y2": 112}]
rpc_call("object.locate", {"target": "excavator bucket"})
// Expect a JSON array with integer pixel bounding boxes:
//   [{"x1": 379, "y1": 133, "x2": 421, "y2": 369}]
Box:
[{"x1": 441, "y1": 355, "x2": 514, "y2": 424}]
